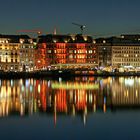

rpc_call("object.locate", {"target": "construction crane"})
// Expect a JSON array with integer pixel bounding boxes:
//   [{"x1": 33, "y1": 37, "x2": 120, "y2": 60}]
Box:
[
  {"x1": 72, "y1": 22, "x2": 86, "y2": 34},
  {"x1": 16, "y1": 29, "x2": 42, "y2": 36}
]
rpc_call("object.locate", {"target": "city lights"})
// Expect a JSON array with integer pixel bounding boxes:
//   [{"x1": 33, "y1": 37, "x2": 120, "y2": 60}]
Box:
[{"x1": 0, "y1": 34, "x2": 139, "y2": 76}]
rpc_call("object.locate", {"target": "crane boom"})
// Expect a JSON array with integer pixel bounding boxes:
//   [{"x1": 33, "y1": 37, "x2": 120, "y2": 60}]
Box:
[{"x1": 72, "y1": 22, "x2": 86, "y2": 34}]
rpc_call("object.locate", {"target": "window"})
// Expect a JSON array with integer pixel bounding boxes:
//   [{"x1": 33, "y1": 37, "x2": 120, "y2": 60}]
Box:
[
  {"x1": 69, "y1": 50, "x2": 73, "y2": 53},
  {"x1": 69, "y1": 54, "x2": 73, "y2": 59},
  {"x1": 15, "y1": 65, "x2": 18, "y2": 70},
  {"x1": 48, "y1": 50, "x2": 52, "y2": 53},
  {"x1": 89, "y1": 50, "x2": 92, "y2": 54}
]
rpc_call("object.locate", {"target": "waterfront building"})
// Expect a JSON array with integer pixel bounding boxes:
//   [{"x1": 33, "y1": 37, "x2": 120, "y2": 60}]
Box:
[
  {"x1": 0, "y1": 35, "x2": 35, "y2": 72},
  {"x1": 0, "y1": 35, "x2": 20, "y2": 71},
  {"x1": 111, "y1": 36, "x2": 140, "y2": 67},
  {"x1": 36, "y1": 34, "x2": 98, "y2": 70},
  {"x1": 96, "y1": 35, "x2": 140, "y2": 68},
  {"x1": 95, "y1": 38, "x2": 112, "y2": 67},
  {"x1": 19, "y1": 38, "x2": 35, "y2": 71}
]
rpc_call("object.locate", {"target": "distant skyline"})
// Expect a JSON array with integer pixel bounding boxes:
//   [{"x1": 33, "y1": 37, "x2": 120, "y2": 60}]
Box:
[{"x1": 1, "y1": 0, "x2": 140, "y2": 37}]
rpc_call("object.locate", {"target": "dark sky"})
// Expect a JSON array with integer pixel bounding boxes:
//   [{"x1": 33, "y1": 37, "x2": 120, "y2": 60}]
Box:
[{"x1": 1, "y1": 0, "x2": 140, "y2": 37}]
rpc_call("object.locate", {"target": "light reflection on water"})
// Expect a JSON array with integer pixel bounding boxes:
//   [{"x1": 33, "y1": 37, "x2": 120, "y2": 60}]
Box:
[
  {"x1": 0, "y1": 77, "x2": 140, "y2": 119},
  {"x1": 0, "y1": 77, "x2": 140, "y2": 140}
]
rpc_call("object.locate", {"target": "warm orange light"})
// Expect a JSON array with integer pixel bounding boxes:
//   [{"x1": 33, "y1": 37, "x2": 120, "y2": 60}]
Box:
[{"x1": 56, "y1": 89, "x2": 67, "y2": 112}]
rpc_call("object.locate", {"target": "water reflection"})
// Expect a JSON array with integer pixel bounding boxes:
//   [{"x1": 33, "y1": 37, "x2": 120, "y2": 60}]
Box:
[{"x1": 0, "y1": 77, "x2": 140, "y2": 125}]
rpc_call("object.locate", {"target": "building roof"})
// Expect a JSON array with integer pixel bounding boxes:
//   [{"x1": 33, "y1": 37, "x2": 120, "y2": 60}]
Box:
[
  {"x1": 121, "y1": 34, "x2": 140, "y2": 40},
  {"x1": 95, "y1": 36, "x2": 140, "y2": 46},
  {"x1": 38, "y1": 34, "x2": 93, "y2": 43},
  {"x1": 0, "y1": 34, "x2": 31, "y2": 43}
]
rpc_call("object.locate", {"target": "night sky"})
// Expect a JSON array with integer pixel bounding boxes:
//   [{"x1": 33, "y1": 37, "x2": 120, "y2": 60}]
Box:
[{"x1": 1, "y1": 0, "x2": 140, "y2": 37}]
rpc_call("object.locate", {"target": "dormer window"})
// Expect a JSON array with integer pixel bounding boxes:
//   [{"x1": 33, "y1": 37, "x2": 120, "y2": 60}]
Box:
[{"x1": 20, "y1": 39, "x2": 24, "y2": 44}]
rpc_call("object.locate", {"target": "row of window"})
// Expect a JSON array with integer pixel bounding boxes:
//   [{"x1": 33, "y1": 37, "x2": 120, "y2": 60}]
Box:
[
  {"x1": 21, "y1": 60, "x2": 34, "y2": 63},
  {"x1": 20, "y1": 54, "x2": 34, "y2": 57},
  {"x1": 113, "y1": 63, "x2": 140, "y2": 66},
  {"x1": 47, "y1": 54, "x2": 96, "y2": 59},
  {"x1": 4, "y1": 53, "x2": 18, "y2": 55},
  {"x1": 0, "y1": 65, "x2": 19, "y2": 70},
  {"x1": 113, "y1": 51, "x2": 140, "y2": 53},
  {"x1": 0, "y1": 60, "x2": 34, "y2": 64},
  {"x1": 20, "y1": 50, "x2": 34, "y2": 53},
  {"x1": 113, "y1": 47, "x2": 140, "y2": 50},
  {"x1": 47, "y1": 50, "x2": 96, "y2": 54},
  {"x1": 114, "y1": 55, "x2": 139, "y2": 57},
  {"x1": 0, "y1": 59, "x2": 18, "y2": 63},
  {"x1": 0, "y1": 44, "x2": 18, "y2": 47},
  {"x1": 21, "y1": 46, "x2": 34, "y2": 49},
  {"x1": 0, "y1": 46, "x2": 33, "y2": 50},
  {"x1": 113, "y1": 59, "x2": 140, "y2": 62},
  {"x1": 47, "y1": 46, "x2": 95, "y2": 49}
]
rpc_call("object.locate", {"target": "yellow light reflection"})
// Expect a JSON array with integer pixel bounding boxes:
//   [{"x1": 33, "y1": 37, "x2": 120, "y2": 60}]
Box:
[{"x1": 52, "y1": 82, "x2": 99, "y2": 90}]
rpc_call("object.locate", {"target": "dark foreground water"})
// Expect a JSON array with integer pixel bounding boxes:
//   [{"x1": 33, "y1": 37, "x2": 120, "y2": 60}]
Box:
[{"x1": 0, "y1": 77, "x2": 140, "y2": 140}]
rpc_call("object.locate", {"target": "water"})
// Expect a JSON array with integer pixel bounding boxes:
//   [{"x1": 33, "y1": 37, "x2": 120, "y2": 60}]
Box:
[{"x1": 0, "y1": 77, "x2": 140, "y2": 140}]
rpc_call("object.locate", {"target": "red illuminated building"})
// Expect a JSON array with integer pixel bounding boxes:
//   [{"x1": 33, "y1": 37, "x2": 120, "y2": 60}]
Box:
[{"x1": 35, "y1": 34, "x2": 98, "y2": 69}]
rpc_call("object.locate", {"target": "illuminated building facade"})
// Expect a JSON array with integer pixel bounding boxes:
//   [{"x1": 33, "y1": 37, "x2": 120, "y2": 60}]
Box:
[
  {"x1": 97, "y1": 35, "x2": 140, "y2": 67},
  {"x1": 95, "y1": 38, "x2": 112, "y2": 66},
  {"x1": 20, "y1": 38, "x2": 35, "y2": 71},
  {"x1": 0, "y1": 35, "x2": 35, "y2": 72},
  {"x1": 36, "y1": 34, "x2": 98, "y2": 69},
  {"x1": 0, "y1": 35, "x2": 20, "y2": 71},
  {"x1": 35, "y1": 43, "x2": 47, "y2": 70},
  {"x1": 111, "y1": 35, "x2": 140, "y2": 67},
  {"x1": 112, "y1": 44, "x2": 140, "y2": 67}
]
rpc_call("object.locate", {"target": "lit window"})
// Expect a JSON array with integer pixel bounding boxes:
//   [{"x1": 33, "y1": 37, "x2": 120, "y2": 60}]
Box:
[
  {"x1": 72, "y1": 36, "x2": 75, "y2": 41},
  {"x1": 69, "y1": 50, "x2": 73, "y2": 53},
  {"x1": 69, "y1": 54, "x2": 73, "y2": 59},
  {"x1": 48, "y1": 50, "x2": 52, "y2": 53},
  {"x1": 20, "y1": 40, "x2": 24, "y2": 44},
  {"x1": 93, "y1": 40, "x2": 96, "y2": 44},
  {"x1": 89, "y1": 50, "x2": 92, "y2": 54},
  {"x1": 84, "y1": 37, "x2": 87, "y2": 41},
  {"x1": 53, "y1": 40, "x2": 57, "y2": 43}
]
